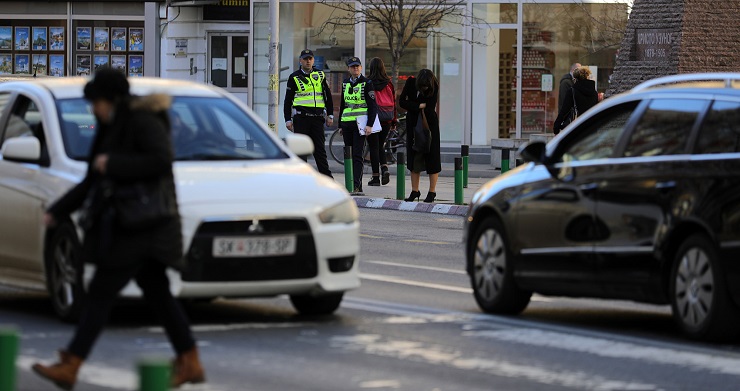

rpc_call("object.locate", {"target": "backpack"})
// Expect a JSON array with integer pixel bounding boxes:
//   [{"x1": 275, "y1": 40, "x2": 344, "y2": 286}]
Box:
[{"x1": 375, "y1": 83, "x2": 395, "y2": 122}]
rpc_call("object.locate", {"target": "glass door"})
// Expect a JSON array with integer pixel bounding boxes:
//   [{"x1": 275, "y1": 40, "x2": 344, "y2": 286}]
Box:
[{"x1": 208, "y1": 33, "x2": 249, "y2": 101}]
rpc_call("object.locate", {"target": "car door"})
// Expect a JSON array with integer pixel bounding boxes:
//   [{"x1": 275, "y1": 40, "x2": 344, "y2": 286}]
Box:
[
  {"x1": 591, "y1": 98, "x2": 709, "y2": 299},
  {"x1": 513, "y1": 100, "x2": 642, "y2": 291},
  {"x1": 0, "y1": 94, "x2": 51, "y2": 278}
]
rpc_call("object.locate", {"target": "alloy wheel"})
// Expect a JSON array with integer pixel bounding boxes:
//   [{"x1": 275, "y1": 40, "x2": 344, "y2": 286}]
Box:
[
  {"x1": 473, "y1": 228, "x2": 506, "y2": 302},
  {"x1": 674, "y1": 247, "x2": 714, "y2": 328}
]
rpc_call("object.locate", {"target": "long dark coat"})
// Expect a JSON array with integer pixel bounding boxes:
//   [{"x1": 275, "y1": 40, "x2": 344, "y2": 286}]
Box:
[
  {"x1": 48, "y1": 94, "x2": 183, "y2": 271},
  {"x1": 399, "y1": 76, "x2": 441, "y2": 174},
  {"x1": 553, "y1": 79, "x2": 599, "y2": 133}
]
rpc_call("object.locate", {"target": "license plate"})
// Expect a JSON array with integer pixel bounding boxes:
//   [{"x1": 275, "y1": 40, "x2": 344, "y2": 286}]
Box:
[{"x1": 212, "y1": 235, "x2": 297, "y2": 258}]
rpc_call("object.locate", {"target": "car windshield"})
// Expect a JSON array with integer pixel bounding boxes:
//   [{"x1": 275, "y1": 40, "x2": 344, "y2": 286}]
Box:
[{"x1": 56, "y1": 96, "x2": 287, "y2": 161}]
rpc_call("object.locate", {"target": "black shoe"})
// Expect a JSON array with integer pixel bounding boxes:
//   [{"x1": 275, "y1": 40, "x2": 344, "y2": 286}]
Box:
[
  {"x1": 423, "y1": 192, "x2": 436, "y2": 203},
  {"x1": 405, "y1": 190, "x2": 421, "y2": 202},
  {"x1": 381, "y1": 169, "x2": 390, "y2": 185},
  {"x1": 353, "y1": 186, "x2": 363, "y2": 193},
  {"x1": 368, "y1": 177, "x2": 381, "y2": 186}
]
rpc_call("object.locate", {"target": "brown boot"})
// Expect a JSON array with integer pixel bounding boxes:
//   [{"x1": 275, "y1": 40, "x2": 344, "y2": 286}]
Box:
[
  {"x1": 172, "y1": 346, "x2": 206, "y2": 388},
  {"x1": 32, "y1": 350, "x2": 83, "y2": 391}
]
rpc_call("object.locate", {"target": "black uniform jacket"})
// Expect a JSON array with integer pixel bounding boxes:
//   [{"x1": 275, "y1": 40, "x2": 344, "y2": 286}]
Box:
[
  {"x1": 283, "y1": 67, "x2": 334, "y2": 121},
  {"x1": 339, "y1": 74, "x2": 378, "y2": 126}
]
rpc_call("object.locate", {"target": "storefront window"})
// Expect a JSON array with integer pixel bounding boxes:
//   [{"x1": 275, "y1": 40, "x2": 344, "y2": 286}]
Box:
[
  {"x1": 254, "y1": 2, "x2": 354, "y2": 137},
  {"x1": 472, "y1": 3, "x2": 518, "y2": 24},
  {"x1": 72, "y1": 20, "x2": 145, "y2": 77},
  {"x1": 366, "y1": 13, "x2": 464, "y2": 143},
  {"x1": 522, "y1": 3, "x2": 628, "y2": 133}
]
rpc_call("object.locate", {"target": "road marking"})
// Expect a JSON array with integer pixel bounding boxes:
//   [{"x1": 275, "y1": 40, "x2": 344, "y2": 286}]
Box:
[
  {"x1": 359, "y1": 380, "x2": 401, "y2": 388},
  {"x1": 364, "y1": 260, "x2": 466, "y2": 275},
  {"x1": 331, "y1": 334, "x2": 659, "y2": 391},
  {"x1": 466, "y1": 328, "x2": 740, "y2": 376},
  {"x1": 403, "y1": 239, "x2": 455, "y2": 245},
  {"x1": 360, "y1": 273, "x2": 473, "y2": 293},
  {"x1": 360, "y1": 233, "x2": 384, "y2": 239}
]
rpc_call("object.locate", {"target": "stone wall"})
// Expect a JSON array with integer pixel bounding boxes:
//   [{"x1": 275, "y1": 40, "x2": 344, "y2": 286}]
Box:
[{"x1": 606, "y1": 0, "x2": 740, "y2": 96}]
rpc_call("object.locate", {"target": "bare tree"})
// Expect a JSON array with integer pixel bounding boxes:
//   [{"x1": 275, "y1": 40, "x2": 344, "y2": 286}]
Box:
[{"x1": 317, "y1": 0, "x2": 490, "y2": 90}]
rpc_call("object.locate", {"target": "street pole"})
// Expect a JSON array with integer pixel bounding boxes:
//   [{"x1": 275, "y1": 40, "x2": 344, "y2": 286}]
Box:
[{"x1": 267, "y1": 0, "x2": 280, "y2": 134}]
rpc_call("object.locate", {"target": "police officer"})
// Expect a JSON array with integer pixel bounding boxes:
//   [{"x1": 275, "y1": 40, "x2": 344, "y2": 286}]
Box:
[
  {"x1": 284, "y1": 49, "x2": 334, "y2": 177},
  {"x1": 339, "y1": 56, "x2": 377, "y2": 193}
]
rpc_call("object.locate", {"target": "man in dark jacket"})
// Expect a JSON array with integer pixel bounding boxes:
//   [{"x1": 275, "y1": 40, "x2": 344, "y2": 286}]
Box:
[
  {"x1": 283, "y1": 49, "x2": 334, "y2": 177},
  {"x1": 557, "y1": 62, "x2": 581, "y2": 127},
  {"x1": 32, "y1": 68, "x2": 205, "y2": 389},
  {"x1": 553, "y1": 66, "x2": 599, "y2": 134}
]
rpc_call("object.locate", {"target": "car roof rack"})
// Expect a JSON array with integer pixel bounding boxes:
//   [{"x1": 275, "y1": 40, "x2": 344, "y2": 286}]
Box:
[{"x1": 631, "y1": 73, "x2": 740, "y2": 92}]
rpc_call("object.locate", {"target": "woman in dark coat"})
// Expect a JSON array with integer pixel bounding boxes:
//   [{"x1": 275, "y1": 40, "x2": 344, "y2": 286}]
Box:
[
  {"x1": 553, "y1": 66, "x2": 599, "y2": 134},
  {"x1": 399, "y1": 69, "x2": 441, "y2": 203},
  {"x1": 32, "y1": 68, "x2": 205, "y2": 390}
]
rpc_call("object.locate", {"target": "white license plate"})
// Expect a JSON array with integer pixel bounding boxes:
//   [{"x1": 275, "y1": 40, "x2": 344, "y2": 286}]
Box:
[{"x1": 212, "y1": 235, "x2": 297, "y2": 258}]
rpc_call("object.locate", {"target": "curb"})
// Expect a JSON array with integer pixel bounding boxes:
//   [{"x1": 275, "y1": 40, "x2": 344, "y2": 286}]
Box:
[{"x1": 352, "y1": 196, "x2": 469, "y2": 216}]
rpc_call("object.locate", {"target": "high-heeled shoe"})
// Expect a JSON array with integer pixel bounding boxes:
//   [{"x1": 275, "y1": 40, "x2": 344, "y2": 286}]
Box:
[
  {"x1": 423, "y1": 191, "x2": 436, "y2": 203},
  {"x1": 405, "y1": 190, "x2": 421, "y2": 202}
]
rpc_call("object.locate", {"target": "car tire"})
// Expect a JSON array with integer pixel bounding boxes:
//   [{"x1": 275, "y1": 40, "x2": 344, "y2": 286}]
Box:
[
  {"x1": 44, "y1": 222, "x2": 84, "y2": 323},
  {"x1": 669, "y1": 234, "x2": 740, "y2": 342},
  {"x1": 290, "y1": 293, "x2": 344, "y2": 315},
  {"x1": 468, "y1": 216, "x2": 531, "y2": 314}
]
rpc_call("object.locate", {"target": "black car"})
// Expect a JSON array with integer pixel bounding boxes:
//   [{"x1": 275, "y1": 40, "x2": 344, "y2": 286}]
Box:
[{"x1": 464, "y1": 73, "x2": 740, "y2": 341}]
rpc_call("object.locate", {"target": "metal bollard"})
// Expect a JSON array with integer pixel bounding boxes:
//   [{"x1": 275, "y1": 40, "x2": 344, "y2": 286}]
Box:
[
  {"x1": 138, "y1": 358, "x2": 171, "y2": 391},
  {"x1": 344, "y1": 146, "x2": 354, "y2": 192},
  {"x1": 461, "y1": 145, "x2": 469, "y2": 188},
  {"x1": 501, "y1": 148, "x2": 510, "y2": 174},
  {"x1": 0, "y1": 328, "x2": 18, "y2": 391},
  {"x1": 454, "y1": 157, "x2": 463, "y2": 205},
  {"x1": 396, "y1": 152, "x2": 405, "y2": 200}
]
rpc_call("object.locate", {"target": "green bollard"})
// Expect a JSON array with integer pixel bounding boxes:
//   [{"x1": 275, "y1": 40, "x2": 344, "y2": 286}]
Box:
[
  {"x1": 501, "y1": 148, "x2": 510, "y2": 174},
  {"x1": 396, "y1": 152, "x2": 405, "y2": 200},
  {"x1": 461, "y1": 144, "x2": 469, "y2": 188},
  {"x1": 0, "y1": 328, "x2": 18, "y2": 391},
  {"x1": 138, "y1": 358, "x2": 171, "y2": 391},
  {"x1": 454, "y1": 157, "x2": 463, "y2": 205},
  {"x1": 344, "y1": 146, "x2": 354, "y2": 192}
]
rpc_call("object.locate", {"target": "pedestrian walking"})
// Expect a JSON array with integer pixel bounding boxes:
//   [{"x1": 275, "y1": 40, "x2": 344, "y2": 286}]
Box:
[
  {"x1": 366, "y1": 57, "x2": 396, "y2": 187},
  {"x1": 283, "y1": 49, "x2": 334, "y2": 178},
  {"x1": 339, "y1": 56, "x2": 377, "y2": 193},
  {"x1": 553, "y1": 66, "x2": 599, "y2": 134},
  {"x1": 32, "y1": 68, "x2": 205, "y2": 390},
  {"x1": 399, "y1": 68, "x2": 441, "y2": 203},
  {"x1": 557, "y1": 62, "x2": 581, "y2": 129}
]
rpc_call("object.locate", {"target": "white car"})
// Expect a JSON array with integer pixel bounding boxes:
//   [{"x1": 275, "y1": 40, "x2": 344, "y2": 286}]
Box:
[{"x1": 0, "y1": 77, "x2": 360, "y2": 321}]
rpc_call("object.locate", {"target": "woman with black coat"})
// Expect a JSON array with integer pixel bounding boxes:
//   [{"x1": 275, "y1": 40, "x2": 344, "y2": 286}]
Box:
[
  {"x1": 399, "y1": 69, "x2": 441, "y2": 203},
  {"x1": 553, "y1": 67, "x2": 599, "y2": 134},
  {"x1": 32, "y1": 68, "x2": 205, "y2": 389}
]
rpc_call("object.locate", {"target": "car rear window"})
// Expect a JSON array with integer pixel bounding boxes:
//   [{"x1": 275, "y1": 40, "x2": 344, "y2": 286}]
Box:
[{"x1": 695, "y1": 100, "x2": 740, "y2": 154}]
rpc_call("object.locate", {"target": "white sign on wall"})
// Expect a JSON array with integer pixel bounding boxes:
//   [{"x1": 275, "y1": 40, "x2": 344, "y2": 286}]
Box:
[{"x1": 541, "y1": 74, "x2": 553, "y2": 92}]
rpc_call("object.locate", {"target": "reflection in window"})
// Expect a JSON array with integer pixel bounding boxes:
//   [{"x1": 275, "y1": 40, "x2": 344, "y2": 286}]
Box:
[
  {"x1": 559, "y1": 102, "x2": 637, "y2": 162},
  {"x1": 624, "y1": 99, "x2": 706, "y2": 157},
  {"x1": 696, "y1": 101, "x2": 740, "y2": 154}
]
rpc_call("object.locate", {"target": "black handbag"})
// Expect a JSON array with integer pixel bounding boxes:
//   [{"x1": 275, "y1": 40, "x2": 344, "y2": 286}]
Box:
[
  {"x1": 560, "y1": 87, "x2": 579, "y2": 128},
  {"x1": 412, "y1": 110, "x2": 431, "y2": 153},
  {"x1": 112, "y1": 178, "x2": 177, "y2": 230}
]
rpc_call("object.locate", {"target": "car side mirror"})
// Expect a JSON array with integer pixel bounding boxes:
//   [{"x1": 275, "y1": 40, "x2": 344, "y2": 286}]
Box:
[
  {"x1": 1, "y1": 137, "x2": 41, "y2": 162},
  {"x1": 284, "y1": 132, "x2": 314, "y2": 158},
  {"x1": 518, "y1": 141, "x2": 547, "y2": 164}
]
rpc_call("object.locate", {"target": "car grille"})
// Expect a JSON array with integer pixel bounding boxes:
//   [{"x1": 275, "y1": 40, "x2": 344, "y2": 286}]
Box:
[{"x1": 181, "y1": 218, "x2": 318, "y2": 282}]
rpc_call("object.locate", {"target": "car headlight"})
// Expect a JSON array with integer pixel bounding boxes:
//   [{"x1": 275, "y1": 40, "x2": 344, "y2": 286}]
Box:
[{"x1": 319, "y1": 199, "x2": 359, "y2": 224}]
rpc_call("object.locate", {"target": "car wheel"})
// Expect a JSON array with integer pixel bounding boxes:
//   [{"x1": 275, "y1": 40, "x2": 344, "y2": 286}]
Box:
[
  {"x1": 468, "y1": 216, "x2": 531, "y2": 314},
  {"x1": 45, "y1": 222, "x2": 84, "y2": 323},
  {"x1": 670, "y1": 234, "x2": 740, "y2": 341},
  {"x1": 290, "y1": 293, "x2": 344, "y2": 315}
]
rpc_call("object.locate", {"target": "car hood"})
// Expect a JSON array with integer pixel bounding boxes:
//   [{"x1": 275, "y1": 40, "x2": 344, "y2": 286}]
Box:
[{"x1": 173, "y1": 159, "x2": 346, "y2": 207}]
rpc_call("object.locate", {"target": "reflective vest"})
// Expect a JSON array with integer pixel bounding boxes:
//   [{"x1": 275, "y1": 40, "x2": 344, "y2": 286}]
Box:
[
  {"x1": 341, "y1": 81, "x2": 367, "y2": 122},
  {"x1": 292, "y1": 70, "x2": 326, "y2": 108}
]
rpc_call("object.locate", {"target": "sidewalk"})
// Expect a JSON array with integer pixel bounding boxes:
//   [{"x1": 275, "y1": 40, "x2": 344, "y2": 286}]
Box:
[{"x1": 318, "y1": 157, "x2": 503, "y2": 216}]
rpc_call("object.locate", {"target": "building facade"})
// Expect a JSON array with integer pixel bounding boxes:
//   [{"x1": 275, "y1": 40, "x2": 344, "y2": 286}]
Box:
[{"x1": 1, "y1": 1, "x2": 631, "y2": 148}]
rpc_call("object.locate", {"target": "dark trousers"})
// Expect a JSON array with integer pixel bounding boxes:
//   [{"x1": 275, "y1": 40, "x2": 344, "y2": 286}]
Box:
[
  {"x1": 341, "y1": 122, "x2": 366, "y2": 190},
  {"x1": 292, "y1": 115, "x2": 333, "y2": 178},
  {"x1": 367, "y1": 123, "x2": 390, "y2": 175},
  {"x1": 68, "y1": 261, "x2": 195, "y2": 359}
]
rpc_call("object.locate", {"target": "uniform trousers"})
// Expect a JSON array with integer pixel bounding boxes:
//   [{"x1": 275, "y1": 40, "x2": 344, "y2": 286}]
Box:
[
  {"x1": 340, "y1": 121, "x2": 366, "y2": 191},
  {"x1": 67, "y1": 261, "x2": 195, "y2": 359},
  {"x1": 292, "y1": 115, "x2": 333, "y2": 178}
]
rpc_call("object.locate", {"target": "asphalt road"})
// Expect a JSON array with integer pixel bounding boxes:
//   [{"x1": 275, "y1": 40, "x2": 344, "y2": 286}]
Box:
[{"x1": 3, "y1": 209, "x2": 740, "y2": 390}]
